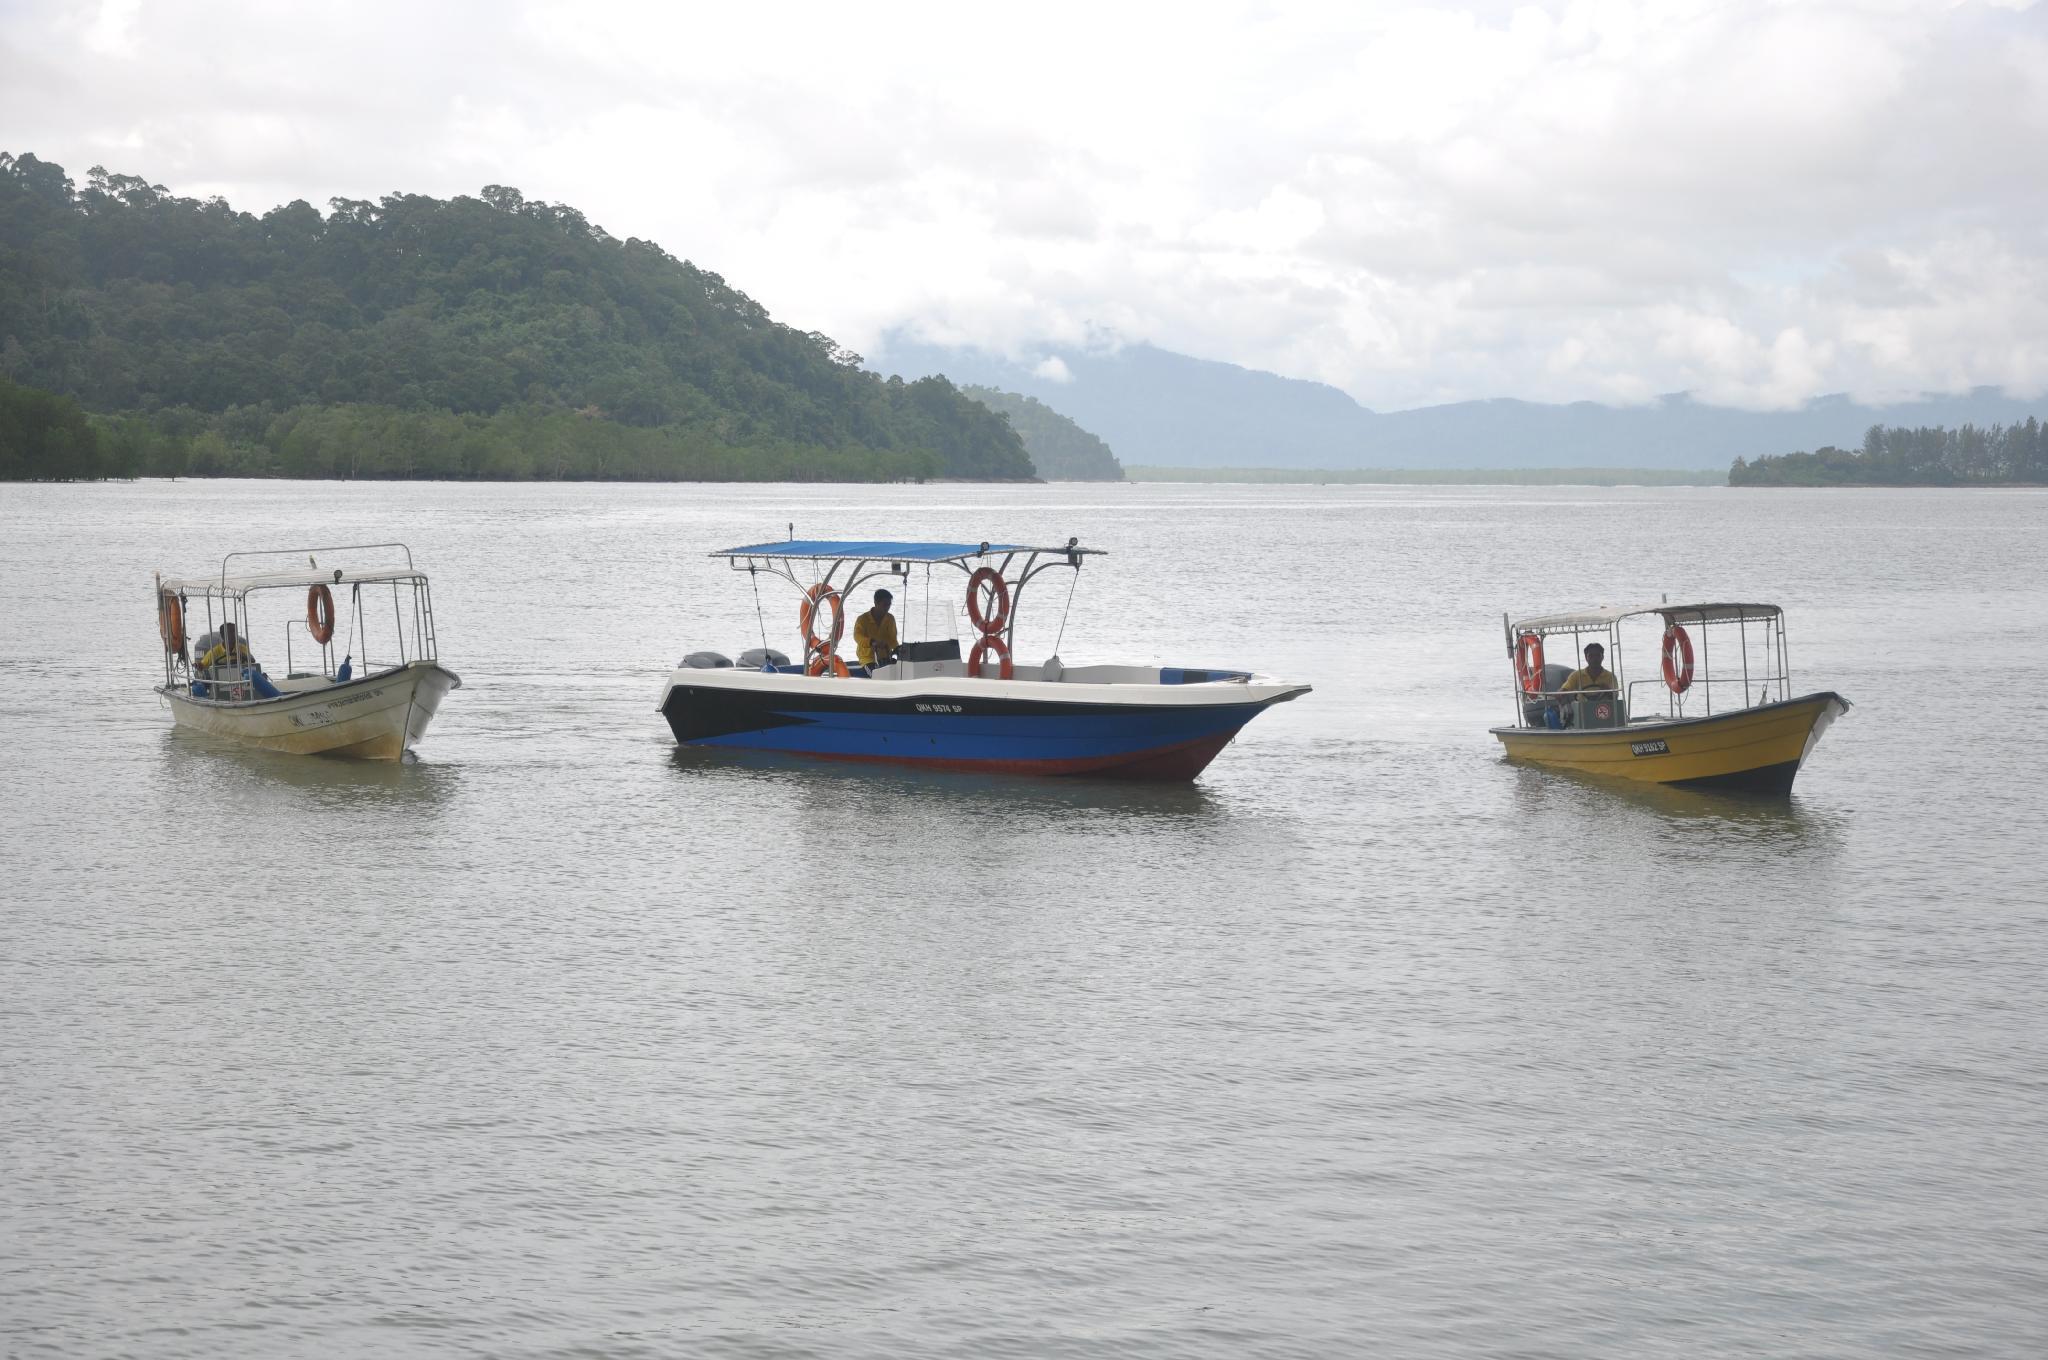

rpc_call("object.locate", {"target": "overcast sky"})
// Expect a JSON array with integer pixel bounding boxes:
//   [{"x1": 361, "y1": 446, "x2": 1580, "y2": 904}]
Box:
[{"x1": 4, "y1": 0, "x2": 2043, "y2": 411}]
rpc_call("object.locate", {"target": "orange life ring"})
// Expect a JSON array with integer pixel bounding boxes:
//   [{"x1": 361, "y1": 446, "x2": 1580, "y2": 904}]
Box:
[
  {"x1": 306, "y1": 584, "x2": 336, "y2": 644},
  {"x1": 158, "y1": 591, "x2": 185, "y2": 653},
  {"x1": 1661, "y1": 623, "x2": 1695, "y2": 694},
  {"x1": 1514, "y1": 632, "x2": 1545, "y2": 693},
  {"x1": 800, "y1": 585, "x2": 844, "y2": 652},
  {"x1": 966, "y1": 566, "x2": 1009, "y2": 635},
  {"x1": 968, "y1": 633, "x2": 1014, "y2": 680},
  {"x1": 806, "y1": 651, "x2": 851, "y2": 678}
]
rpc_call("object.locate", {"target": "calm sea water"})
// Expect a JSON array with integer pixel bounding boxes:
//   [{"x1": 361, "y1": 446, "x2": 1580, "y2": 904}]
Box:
[{"x1": 3, "y1": 479, "x2": 2045, "y2": 1358}]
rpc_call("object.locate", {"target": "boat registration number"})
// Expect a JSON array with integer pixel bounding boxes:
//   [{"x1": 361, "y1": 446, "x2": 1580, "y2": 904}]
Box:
[
  {"x1": 1630, "y1": 739, "x2": 1669, "y2": 756},
  {"x1": 914, "y1": 702, "x2": 963, "y2": 714}
]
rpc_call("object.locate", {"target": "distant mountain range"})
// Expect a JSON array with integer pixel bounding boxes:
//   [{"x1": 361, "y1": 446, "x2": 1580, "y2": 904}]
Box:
[{"x1": 874, "y1": 337, "x2": 2043, "y2": 472}]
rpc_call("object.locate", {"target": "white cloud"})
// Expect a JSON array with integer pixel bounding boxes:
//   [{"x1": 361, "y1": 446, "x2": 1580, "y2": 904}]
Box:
[
  {"x1": 1032, "y1": 357, "x2": 1074, "y2": 384},
  {"x1": 1, "y1": 0, "x2": 2043, "y2": 410}
]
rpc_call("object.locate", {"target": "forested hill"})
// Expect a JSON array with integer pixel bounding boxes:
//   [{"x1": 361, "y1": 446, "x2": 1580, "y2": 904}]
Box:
[
  {"x1": 0, "y1": 152, "x2": 1033, "y2": 481},
  {"x1": 960, "y1": 387, "x2": 1123, "y2": 480},
  {"x1": 1729, "y1": 420, "x2": 2047, "y2": 485}
]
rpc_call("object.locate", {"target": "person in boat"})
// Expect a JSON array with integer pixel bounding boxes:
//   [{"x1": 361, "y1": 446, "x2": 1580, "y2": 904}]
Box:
[
  {"x1": 1559, "y1": 642, "x2": 1619, "y2": 699},
  {"x1": 853, "y1": 588, "x2": 899, "y2": 672},
  {"x1": 196, "y1": 622, "x2": 255, "y2": 672},
  {"x1": 194, "y1": 622, "x2": 282, "y2": 699}
]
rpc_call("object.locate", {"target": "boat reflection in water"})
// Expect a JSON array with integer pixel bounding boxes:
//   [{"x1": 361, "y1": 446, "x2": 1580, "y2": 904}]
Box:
[
  {"x1": 1505, "y1": 758, "x2": 1847, "y2": 859},
  {"x1": 158, "y1": 724, "x2": 463, "y2": 813},
  {"x1": 668, "y1": 741, "x2": 1227, "y2": 821}
]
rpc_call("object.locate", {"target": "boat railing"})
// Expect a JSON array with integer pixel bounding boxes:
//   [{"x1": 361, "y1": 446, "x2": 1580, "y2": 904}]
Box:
[
  {"x1": 188, "y1": 672, "x2": 257, "y2": 703},
  {"x1": 1624, "y1": 675, "x2": 1790, "y2": 721},
  {"x1": 1518, "y1": 688, "x2": 1626, "y2": 729}
]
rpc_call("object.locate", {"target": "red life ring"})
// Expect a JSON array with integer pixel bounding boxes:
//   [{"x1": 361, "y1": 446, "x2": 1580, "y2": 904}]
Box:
[
  {"x1": 158, "y1": 591, "x2": 185, "y2": 653},
  {"x1": 800, "y1": 585, "x2": 844, "y2": 652},
  {"x1": 968, "y1": 633, "x2": 1014, "y2": 680},
  {"x1": 1661, "y1": 624, "x2": 1695, "y2": 693},
  {"x1": 1514, "y1": 632, "x2": 1545, "y2": 693},
  {"x1": 307, "y1": 584, "x2": 336, "y2": 643},
  {"x1": 806, "y1": 651, "x2": 851, "y2": 678},
  {"x1": 966, "y1": 566, "x2": 1009, "y2": 635}
]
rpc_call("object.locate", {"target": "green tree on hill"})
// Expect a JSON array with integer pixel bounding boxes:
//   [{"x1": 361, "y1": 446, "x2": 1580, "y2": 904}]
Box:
[
  {"x1": 0, "y1": 151, "x2": 1033, "y2": 482},
  {"x1": 0, "y1": 375, "x2": 106, "y2": 479}
]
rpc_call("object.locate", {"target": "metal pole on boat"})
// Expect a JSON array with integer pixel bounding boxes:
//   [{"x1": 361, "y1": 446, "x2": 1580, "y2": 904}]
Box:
[{"x1": 1740, "y1": 615, "x2": 1751, "y2": 707}]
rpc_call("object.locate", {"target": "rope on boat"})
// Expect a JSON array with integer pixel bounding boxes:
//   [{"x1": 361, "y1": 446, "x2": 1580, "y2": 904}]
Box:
[
  {"x1": 1051, "y1": 564, "x2": 1081, "y2": 658},
  {"x1": 750, "y1": 567, "x2": 769, "y2": 654},
  {"x1": 343, "y1": 582, "x2": 360, "y2": 674}
]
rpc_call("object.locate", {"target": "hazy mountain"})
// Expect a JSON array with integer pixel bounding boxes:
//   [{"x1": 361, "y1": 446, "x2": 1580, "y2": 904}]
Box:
[
  {"x1": 959, "y1": 386, "x2": 1123, "y2": 480},
  {"x1": 876, "y1": 336, "x2": 2044, "y2": 472}
]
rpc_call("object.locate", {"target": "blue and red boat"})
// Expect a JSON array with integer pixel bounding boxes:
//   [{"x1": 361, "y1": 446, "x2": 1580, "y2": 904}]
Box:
[{"x1": 657, "y1": 539, "x2": 1308, "y2": 780}]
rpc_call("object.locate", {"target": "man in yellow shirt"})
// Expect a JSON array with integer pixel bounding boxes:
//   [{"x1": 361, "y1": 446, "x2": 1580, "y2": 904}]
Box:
[
  {"x1": 1560, "y1": 641, "x2": 1618, "y2": 697},
  {"x1": 196, "y1": 621, "x2": 255, "y2": 672},
  {"x1": 853, "y1": 588, "x2": 898, "y2": 672},
  {"x1": 193, "y1": 621, "x2": 282, "y2": 698}
]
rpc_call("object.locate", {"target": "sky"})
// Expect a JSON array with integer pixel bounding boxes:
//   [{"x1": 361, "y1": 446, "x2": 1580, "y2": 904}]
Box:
[{"x1": 3, "y1": 0, "x2": 2044, "y2": 413}]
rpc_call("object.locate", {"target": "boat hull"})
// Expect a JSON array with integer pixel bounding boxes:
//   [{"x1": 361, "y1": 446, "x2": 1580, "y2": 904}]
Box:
[
  {"x1": 659, "y1": 671, "x2": 1308, "y2": 781},
  {"x1": 161, "y1": 661, "x2": 462, "y2": 760},
  {"x1": 1490, "y1": 691, "x2": 1848, "y2": 795}
]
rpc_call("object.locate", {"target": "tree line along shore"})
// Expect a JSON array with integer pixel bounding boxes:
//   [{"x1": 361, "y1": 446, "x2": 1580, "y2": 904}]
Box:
[
  {"x1": 1728, "y1": 420, "x2": 2047, "y2": 486},
  {"x1": 10, "y1": 373, "x2": 2041, "y2": 487}
]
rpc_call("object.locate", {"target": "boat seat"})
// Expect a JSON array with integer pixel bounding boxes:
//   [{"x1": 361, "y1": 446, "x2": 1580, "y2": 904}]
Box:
[
  {"x1": 1523, "y1": 663, "x2": 1576, "y2": 723},
  {"x1": 1572, "y1": 694, "x2": 1626, "y2": 728}
]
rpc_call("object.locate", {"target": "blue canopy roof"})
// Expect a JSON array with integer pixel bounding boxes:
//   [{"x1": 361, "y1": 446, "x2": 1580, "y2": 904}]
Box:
[{"x1": 714, "y1": 540, "x2": 1035, "y2": 562}]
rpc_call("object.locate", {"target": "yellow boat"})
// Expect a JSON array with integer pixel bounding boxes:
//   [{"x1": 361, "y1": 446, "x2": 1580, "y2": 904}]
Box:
[{"x1": 1490, "y1": 602, "x2": 1849, "y2": 795}]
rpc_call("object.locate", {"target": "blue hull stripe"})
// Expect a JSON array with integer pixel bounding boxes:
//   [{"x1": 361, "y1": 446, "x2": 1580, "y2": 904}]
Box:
[{"x1": 692, "y1": 704, "x2": 1251, "y2": 763}]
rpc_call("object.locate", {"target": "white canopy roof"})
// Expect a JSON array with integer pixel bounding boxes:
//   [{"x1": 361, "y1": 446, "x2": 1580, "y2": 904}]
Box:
[
  {"x1": 1511, "y1": 602, "x2": 1783, "y2": 633},
  {"x1": 160, "y1": 544, "x2": 426, "y2": 597},
  {"x1": 159, "y1": 565, "x2": 428, "y2": 596}
]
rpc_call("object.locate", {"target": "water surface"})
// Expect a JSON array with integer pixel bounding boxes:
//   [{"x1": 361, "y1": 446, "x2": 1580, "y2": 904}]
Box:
[{"x1": 3, "y1": 481, "x2": 2045, "y2": 1357}]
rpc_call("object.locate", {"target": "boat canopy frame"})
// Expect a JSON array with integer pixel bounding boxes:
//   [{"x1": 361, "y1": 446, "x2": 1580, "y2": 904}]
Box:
[
  {"x1": 711, "y1": 538, "x2": 1104, "y2": 658},
  {"x1": 1500, "y1": 601, "x2": 1794, "y2": 727},
  {"x1": 156, "y1": 543, "x2": 441, "y2": 688}
]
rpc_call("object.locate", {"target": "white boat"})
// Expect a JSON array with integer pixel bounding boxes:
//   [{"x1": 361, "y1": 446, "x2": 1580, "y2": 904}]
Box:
[{"x1": 155, "y1": 543, "x2": 460, "y2": 760}]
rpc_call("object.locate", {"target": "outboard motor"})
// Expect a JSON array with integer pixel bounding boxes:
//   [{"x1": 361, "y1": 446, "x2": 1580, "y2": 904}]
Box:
[
  {"x1": 681, "y1": 651, "x2": 734, "y2": 669},
  {"x1": 737, "y1": 647, "x2": 791, "y2": 671}
]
